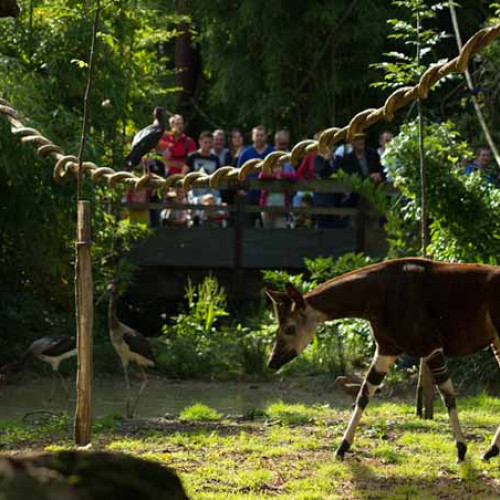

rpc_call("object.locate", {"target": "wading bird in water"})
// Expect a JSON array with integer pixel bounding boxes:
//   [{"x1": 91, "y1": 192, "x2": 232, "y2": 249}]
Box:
[
  {"x1": 266, "y1": 257, "x2": 500, "y2": 463},
  {"x1": 124, "y1": 106, "x2": 167, "y2": 169},
  {"x1": 99, "y1": 281, "x2": 156, "y2": 418},
  {"x1": 0, "y1": 335, "x2": 76, "y2": 400}
]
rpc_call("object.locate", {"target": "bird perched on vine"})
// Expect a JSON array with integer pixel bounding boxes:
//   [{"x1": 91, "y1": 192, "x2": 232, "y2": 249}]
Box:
[
  {"x1": 124, "y1": 106, "x2": 168, "y2": 170},
  {"x1": 98, "y1": 281, "x2": 156, "y2": 418},
  {"x1": 0, "y1": 335, "x2": 76, "y2": 400}
]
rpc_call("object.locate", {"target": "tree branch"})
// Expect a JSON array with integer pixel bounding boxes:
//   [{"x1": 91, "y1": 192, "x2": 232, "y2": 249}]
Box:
[{"x1": 77, "y1": 0, "x2": 100, "y2": 200}]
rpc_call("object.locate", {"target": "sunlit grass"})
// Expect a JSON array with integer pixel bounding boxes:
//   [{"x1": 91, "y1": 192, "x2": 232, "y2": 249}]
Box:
[
  {"x1": 179, "y1": 403, "x2": 223, "y2": 422},
  {"x1": 4, "y1": 396, "x2": 500, "y2": 497}
]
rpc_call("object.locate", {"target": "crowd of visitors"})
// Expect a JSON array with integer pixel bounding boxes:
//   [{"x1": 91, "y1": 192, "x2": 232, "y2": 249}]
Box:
[{"x1": 124, "y1": 112, "x2": 495, "y2": 230}]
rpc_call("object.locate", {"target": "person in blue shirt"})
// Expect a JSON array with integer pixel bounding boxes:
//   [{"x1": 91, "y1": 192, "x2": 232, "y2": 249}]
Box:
[
  {"x1": 237, "y1": 125, "x2": 274, "y2": 226},
  {"x1": 464, "y1": 147, "x2": 498, "y2": 184}
]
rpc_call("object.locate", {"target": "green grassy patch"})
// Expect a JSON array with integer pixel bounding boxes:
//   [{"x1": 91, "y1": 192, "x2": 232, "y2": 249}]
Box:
[
  {"x1": 179, "y1": 403, "x2": 223, "y2": 422},
  {"x1": 4, "y1": 396, "x2": 500, "y2": 498}
]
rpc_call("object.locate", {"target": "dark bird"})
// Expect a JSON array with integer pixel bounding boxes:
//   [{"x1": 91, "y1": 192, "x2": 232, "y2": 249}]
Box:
[
  {"x1": 0, "y1": 0, "x2": 20, "y2": 18},
  {"x1": 124, "y1": 106, "x2": 167, "y2": 170},
  {"x1": 0, "y1": 335, "x2": 76, "y2": 399},
  {"x1": 99, "y1": 281, "x2": 156, "y2": 418}
]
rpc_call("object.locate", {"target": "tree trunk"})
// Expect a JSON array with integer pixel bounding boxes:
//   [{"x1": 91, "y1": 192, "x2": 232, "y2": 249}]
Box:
[{"x1": 174, "y1": 0, "x2": 197, "y2": 115}]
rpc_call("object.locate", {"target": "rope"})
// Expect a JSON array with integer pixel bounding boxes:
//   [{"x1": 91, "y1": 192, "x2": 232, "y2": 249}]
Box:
[{"x1": 0, "y1": 24, "x2": 499, "y2": 193}]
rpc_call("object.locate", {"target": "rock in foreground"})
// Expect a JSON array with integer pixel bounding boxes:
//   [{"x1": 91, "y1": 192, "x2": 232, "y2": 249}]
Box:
[{"x1": 0, "y1": 450, "x2": 188, "y2": 500}]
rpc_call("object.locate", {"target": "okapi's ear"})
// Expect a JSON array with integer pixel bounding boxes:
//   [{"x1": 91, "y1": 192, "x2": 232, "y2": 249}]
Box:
[
  {"x1": 285, "y1": 283, "x2": 306, "y2": 310},
  {"x1": 265, "y1": 288, "x2": 289, "y2": 303}
]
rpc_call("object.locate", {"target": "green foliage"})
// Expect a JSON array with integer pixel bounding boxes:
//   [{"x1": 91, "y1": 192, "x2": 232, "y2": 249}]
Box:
[
  {"x1": 189, "y1": 0, "x2": 395, "y2": 137},
  {"x1": 0, "y1": 0, "x2": 177, "y2": 354},
  {"x1": 0, "y1": 0, "x2": 179, "y2": 164},
  {"x1": 183, "y1": 276, "x2": 229, "y2": 332},
  {"x1": 371, "y1": 0, "x2": 448, "y2": 91},
  {"x1": 235, "y1": 321, "x2": 274, "y2": 377},
  {"x1": 92, "y1": 185, "x2": 152, "y2": 294},
  {"x1": 160, "y1": 276, "x2": 230, "y2": 378},
  {"x1": 263, "y1": 252, "x2": 374, "y2": 292},
  {"x1": 0, "y1": 115, "x2": 76, "y2": 360},
  {"x1": 333, "y1": 169, "x2": 390, "y2": 213},
  {"x1": 179, "y1": 403, "x2": 222, "y2": 422},
  {"x1": 159, "y1": 275, "x2": 274, "y2": 379},
  {"x1": 304, "y1": 252, "x2": 375, "y2": 284},
  {"x1": 384, "y1": 120, "x2": 500, "y2": 264},
  {"x1": 261, "y1": 270, "x2": 310, "y2": 294}
]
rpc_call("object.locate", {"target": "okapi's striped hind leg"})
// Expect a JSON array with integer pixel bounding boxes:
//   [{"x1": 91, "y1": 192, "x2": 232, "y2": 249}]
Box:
[
  {"x1": 482, "y1": 338, "x2": 500, "y2": 461},
  {"x1": 424, "y1": 349, "x2": 467, "y2": 462},
  {"x1": 335, "y1": 351, "x2": 397, "y2": 460}
]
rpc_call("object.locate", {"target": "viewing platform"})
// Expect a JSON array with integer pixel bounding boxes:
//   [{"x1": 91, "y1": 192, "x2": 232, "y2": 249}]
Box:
[{"x1": 125, "y1": 179, "x2": 390, "y2": 302}]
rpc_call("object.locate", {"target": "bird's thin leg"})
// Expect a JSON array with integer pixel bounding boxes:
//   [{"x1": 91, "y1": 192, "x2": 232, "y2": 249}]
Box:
[
  {"x1": 57, "y1": 370, "x2": 70, "y2": 400},
  {"x1": 129, "y1": 367, "x2": 148, "y2": 417},
  {"x1": 123, "y1": 362, "x2": 132, "y2": 418},
  {"x1": 48, "y1": 370, "x2": 57, "y2": 402}
]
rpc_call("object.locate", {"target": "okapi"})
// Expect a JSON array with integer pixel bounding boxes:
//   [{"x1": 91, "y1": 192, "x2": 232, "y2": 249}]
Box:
[{"x1": 266, "y1": 257, "x2": 500, "y2": 462}]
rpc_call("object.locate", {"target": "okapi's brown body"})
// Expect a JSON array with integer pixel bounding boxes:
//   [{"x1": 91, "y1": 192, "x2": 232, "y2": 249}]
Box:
[
  {"x1": 266, "y1": 258, "x2": 500, "y2": 463},
  {"x1": 306, "y1": 258, "x2": 500, "y2": 358}
]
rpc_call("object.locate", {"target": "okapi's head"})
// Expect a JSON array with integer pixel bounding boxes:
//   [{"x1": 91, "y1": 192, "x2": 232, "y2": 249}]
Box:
[{"x1": 266, "y1": 283, "x2": 319, "y2": 370}]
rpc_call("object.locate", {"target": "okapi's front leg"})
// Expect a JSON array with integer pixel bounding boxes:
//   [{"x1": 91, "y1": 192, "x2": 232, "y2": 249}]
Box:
[
  {"x1": 335, "y1": 351, "x2": 397, "y2": 460},
  {"x1": 483, "y1": 338, "x2": 500, "y2": 460},
  {"x1": 424, "y1": 348, "x2": 467, "y2": 462}
]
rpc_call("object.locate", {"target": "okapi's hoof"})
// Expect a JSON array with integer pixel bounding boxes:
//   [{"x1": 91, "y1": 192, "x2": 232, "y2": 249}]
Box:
[
  {"x1": 335, "y1": 439, "x2": 350, "y2": 460},
  {"x1": 456, "y1": 442, "x2": 467, "y2": 462},
  {"x1": 482, "y1": 445, "x2": 499, "y2": 461}
]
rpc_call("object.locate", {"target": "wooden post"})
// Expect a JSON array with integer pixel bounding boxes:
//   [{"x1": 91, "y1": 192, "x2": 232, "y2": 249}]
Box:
[
  {"x1": 74, "y1": 200, "x2": 94, "y2": 445},
  {"x1": 415, "y1": 8, "x2": 434, "y2": 420},
  {"x1": 416, "y1": 358, "x2": 434, "y2": 419},
  {"x1": 354, "y1": 201, "x2": 367, "y2": 253},
  {"x1": 232, "y1": 194, "x2": 244, "y2": 296}
]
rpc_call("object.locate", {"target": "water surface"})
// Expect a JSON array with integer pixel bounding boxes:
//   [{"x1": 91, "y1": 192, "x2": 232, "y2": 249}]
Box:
[{"x1": 0, "y1": 375, "x2": 346, "y2": 421}]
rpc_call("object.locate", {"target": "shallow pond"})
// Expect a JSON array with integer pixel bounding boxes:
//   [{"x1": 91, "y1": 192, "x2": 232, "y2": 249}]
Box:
[{"x1": 0, "y1": 375, "x2": 348, "y2": 421}]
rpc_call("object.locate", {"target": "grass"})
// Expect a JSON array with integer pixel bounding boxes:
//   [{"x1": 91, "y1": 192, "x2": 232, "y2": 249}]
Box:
[
  {"x1": 2, "y1": 396, "x2": 500, "y2": 498},
  {"x1": 179, "y1": 403, "x2": 223, "y2": 422}
]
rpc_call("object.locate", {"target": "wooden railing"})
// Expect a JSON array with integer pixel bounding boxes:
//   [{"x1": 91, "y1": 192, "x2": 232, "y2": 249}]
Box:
[{"x1": 125, "y1": 179, "x2": 390, "y2": 270}]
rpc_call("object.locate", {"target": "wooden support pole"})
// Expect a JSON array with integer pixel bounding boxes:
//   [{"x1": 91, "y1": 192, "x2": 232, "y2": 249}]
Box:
[
  {"x1": 74, "y1": 200, "x2": 94, "y2": 445},
  {"x1": 415, "y1": 8, "x2": 434, "y2": 420},
  {"x1": 355, "y1": 200, "x2": 367, "y2": 253},
  {"x1": 416, "y1": 358, "x2": 434, "y2": 419}
]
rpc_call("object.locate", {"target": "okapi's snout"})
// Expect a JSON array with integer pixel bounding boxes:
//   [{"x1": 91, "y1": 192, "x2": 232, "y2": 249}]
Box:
[{"x1": 268, "y1": 343, "x2": 297, "y2": 370}]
